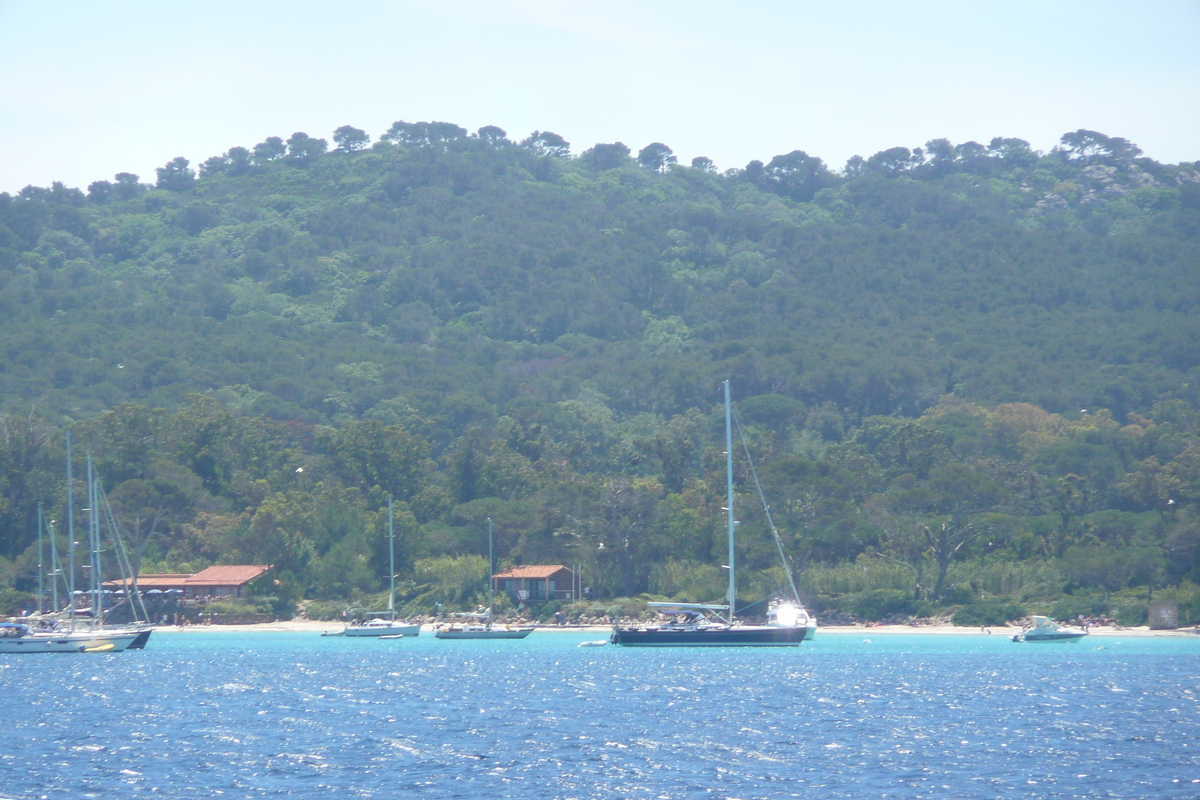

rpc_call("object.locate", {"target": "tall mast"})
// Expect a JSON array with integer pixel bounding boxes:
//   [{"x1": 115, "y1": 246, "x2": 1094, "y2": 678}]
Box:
[
  {"x1": 36, "y1": 503, "x2": 45, "y2": 615},
  {"x1": 487, "y1": 518, "x2": 494, "y2": 615},
  {"x1": 724, "y1": 380, "x2": 736, "y2": 623},
  {"x1": 88, "y1": 455, "x2": 101, "y2": 627},
  {"x1": 66, "y1": 430, "x2": 76, "y2": 630},
  {"x1": 49, "y1": 519, "x2": 59, "y2": 613},
  {"x1": 387, "y1": 496, "x2": 395, "y2": 623}
]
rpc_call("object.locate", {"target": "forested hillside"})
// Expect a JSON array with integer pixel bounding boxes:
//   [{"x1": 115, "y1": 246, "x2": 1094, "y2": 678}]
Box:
[{"x1": 2, "y1": 123, "x2": 1199, "y2": 624}]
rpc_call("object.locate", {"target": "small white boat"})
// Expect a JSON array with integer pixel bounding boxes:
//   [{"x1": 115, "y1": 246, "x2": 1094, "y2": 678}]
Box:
[{"x1": 1011, "y1": 616, "x2": 1088, "y2": 643}]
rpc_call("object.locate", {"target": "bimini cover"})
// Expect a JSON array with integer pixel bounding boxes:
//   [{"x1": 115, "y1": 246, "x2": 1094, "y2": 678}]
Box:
[{"x1": 647, "y1": 602, "x2": 730, "y2": 613}]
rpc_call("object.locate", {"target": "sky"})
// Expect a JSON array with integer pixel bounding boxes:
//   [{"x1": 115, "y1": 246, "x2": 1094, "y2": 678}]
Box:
[{"x1": 1, "y1": 0, "x2": 1198, "y2": 194}]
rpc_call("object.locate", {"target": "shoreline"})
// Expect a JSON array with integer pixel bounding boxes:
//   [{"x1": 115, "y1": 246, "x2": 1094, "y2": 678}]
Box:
[{"x1": 146, "y1": 620, "x2": 1200, "y2": 637}]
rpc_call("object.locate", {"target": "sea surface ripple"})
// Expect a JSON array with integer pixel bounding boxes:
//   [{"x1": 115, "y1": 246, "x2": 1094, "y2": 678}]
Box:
[{"x1": 2, "y1": 631, "x2": 1197, "y2": 798}]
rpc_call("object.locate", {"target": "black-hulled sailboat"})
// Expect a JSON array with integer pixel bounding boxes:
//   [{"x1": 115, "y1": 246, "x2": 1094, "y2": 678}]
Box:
[{"x1": 610, "y1": 381, "x2": 815, "y2": 647}]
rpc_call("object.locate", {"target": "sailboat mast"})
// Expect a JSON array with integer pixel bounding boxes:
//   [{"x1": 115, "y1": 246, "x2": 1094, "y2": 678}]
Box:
[
  {"x1": 37, "y1": 503, "x2": 45, "y2": 615},
  {"x1": 487, "y1": 518, "x2": 494, "y2": 613},
  {"x1": 66, "y1": 430, "x2": 76, "y2": 630},
  {"x1": 88, "y1": 455, "x2": 101, "y2": 627},
  {"x1": 388, "y1": 496, "x2": 395, "y2": 624},
  {"x1": 48, "y1": 520, "x2": 59, "y2": 613},
  {"x1": 724, "y1": 380, "x2": 736, "y2": 623}
]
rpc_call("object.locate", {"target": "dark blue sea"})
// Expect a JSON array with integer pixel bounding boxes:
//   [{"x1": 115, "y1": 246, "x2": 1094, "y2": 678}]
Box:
[{"x1": 2, "y1": 630, "x2": 1198, "y2": 799}]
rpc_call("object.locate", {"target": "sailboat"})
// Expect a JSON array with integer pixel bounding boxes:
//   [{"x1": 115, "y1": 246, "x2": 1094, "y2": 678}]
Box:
[
  {"x1": 327, "y1": 497, "x2": 421, "y2": 637},
  {"x1": 610, "y1": 381, "x2": 815, "y2": 647},
  {"x1": 435, "y1": 518, "x2": 535, "y2": 640},
  {"x1": 0, "y1": 433, "x2": 151, "y2": 654}
]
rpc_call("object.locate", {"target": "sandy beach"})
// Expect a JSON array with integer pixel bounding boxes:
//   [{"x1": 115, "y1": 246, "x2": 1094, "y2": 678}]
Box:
[{"x1": 148, "y1": 620, "x2": 1200, "y2": 637}]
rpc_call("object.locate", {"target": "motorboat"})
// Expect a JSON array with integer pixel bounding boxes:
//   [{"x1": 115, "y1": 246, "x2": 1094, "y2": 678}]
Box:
[{"x1": 1011, "y1": 616, "x2": 1088, "y2": 643}]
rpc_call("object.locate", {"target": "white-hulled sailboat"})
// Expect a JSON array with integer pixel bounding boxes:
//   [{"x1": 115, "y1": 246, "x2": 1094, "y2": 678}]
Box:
[
  {"x1": 610, "y1": 381, "x2": 815, "y2": 647},
  {"x1": 1, "y1": 433, "x2": 151, "y2": 654},
  {"x1": 326, "y1": 497, "x2": 421, "y2": 638},
  {"x1": 435, "y1": 519, "x2": 534, "y2": 640}
]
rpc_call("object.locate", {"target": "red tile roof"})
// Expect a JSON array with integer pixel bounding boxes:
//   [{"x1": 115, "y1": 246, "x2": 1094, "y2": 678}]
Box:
[
  {"x1": 110, "y1": 574, "x2": 191, "y2": 589},
  {"x1": 492, "y1": 565, "x2": 572, "y2": 579},
  {"x1": 104, "y1": 565, "x2": 271, "y2": 589},
  {"x1": 185, "y1": 565, "x2": 271, "y2": 586}
]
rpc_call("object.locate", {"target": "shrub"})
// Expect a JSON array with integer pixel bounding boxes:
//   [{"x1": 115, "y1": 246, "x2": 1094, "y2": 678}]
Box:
[
  {"x1": 952, "y1": 598, "x2": 1025, "y2": 627},
  {"x1": 1051, "y1": 591, "x2": 1109, "y2": 621},
  {"x1": 1110, "y1": 598, "x2": 1148, "y2": 627},
  {"x1": 0, "y1": 587, "x2": 29, "y2": 617},
  {"x1": 303, "y1": 599, "x2": 348, "y2": 621},
  {"x1": 850, "y1": 589, "x2": 915, "y2": 621},
  {"x1": 939, "y1": 584, "x2": 978, "y2": 605}
]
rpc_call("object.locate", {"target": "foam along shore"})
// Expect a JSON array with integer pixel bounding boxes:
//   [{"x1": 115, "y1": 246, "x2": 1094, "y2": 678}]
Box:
[{"x1": 146, "y1": 620, "x2": 1200, "y2": 637}]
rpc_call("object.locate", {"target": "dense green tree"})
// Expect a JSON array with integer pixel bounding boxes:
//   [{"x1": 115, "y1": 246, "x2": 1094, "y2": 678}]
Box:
[
  {"x1": 112, "y1": 172, "x2": 141, "y2": 199},
  {"x1": 380, "y1": 120, "x2": 467, "y2": 148},
  {"x1": 285, "y1": 132, "x2": 328, "y2": 165},
  {"x1": 637, "y1": 142, "x2": 676, "y2": 173},
  {"x1": 87, "y1": 180, "x2": 113, "y2": 203},
  {"x1": 520, "y1": 130, "x2": 570, "y2": 158},
  {"x1": 332, "y1": 125, "x2": 369, "y2": 152},
  {"x1": 476, "y1": 125, "x2": 508, "y2": 145},
  {"x1": 252, "y1": 136, "x2": 287, "y2": 164},
  {"x1": 580, "y1": 142, "x2": 631, "y2": 171},
  {"x1": 155, "y1": 157, "x2": 195, "y2": 191},
  {"x1": 325, "y1": 420, "x2": 430, "y2": 502}
]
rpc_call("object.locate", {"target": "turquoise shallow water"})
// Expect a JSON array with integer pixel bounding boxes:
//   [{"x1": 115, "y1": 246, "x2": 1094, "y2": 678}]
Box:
[{"x1": 2, "y1": 631, "x2": 1198, "y2": 798}]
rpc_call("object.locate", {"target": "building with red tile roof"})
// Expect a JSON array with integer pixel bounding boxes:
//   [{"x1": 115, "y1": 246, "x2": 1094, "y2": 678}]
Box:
[
  {"x1": 492, "y1": 565, "x2": 575, "y2": 603},
  {"x1": 106, "y1": 565, "x2": 271, "y2": 599}
]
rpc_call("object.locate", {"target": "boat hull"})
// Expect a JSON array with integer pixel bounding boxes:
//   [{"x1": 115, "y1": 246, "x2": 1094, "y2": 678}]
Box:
[
  {"x1": 0, "y1": 629, "x2": 145, "y2": 654},
  {"x1": 434, "y1": 628, "x2": 534, "y2": 640},
  {"x1": 344, "y1": 623, "x2": 421, "y2": 637},
  {"x1": 1015, "y1": 632, "x2": 1087, "y2": 643},
  {"x1": 611, "y1": 625, "x2": 809, "y2": 647},
  {"x1": 126, "y1": 629, "x2": 153, "y2": 649}
]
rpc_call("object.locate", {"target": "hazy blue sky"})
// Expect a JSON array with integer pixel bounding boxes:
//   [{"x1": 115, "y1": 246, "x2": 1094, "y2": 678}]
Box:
[{"x1": 2, "y1": 0, "x2": 1198, "y2": 193}]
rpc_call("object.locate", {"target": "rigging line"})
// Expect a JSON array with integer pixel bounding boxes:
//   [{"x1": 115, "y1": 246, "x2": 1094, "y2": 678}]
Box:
[
  {"x1": 731, "y1": 408, "x2": 800, "y2": 602},
  {"x1": 737, "y1": 589, "x2": 793, "y2": 615},
  {"x1": 97, "y1": 477, "x2": 151, "y2": 623}
]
